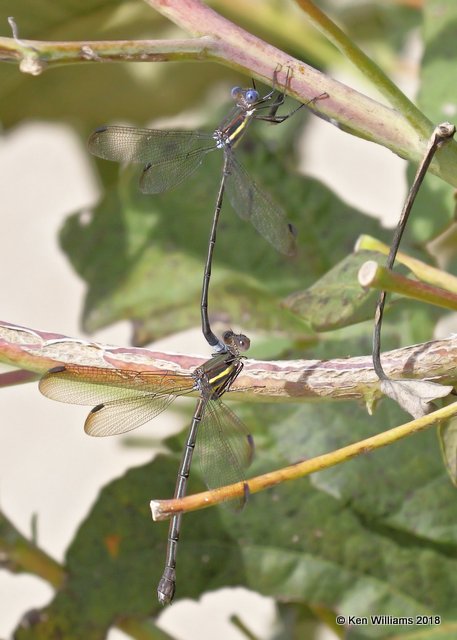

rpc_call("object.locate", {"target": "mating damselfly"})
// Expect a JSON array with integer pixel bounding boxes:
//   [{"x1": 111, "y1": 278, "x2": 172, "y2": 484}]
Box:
[
  {"x1": 88, "y1": 81, "x2": 312, "y2": 349},
  {"x1": 39, "y1": 330, "x2": 253, "y2": 604}
]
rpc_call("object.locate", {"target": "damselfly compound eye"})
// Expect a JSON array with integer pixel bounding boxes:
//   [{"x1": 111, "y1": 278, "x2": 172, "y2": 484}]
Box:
[
  {"x1": 236, "y1": 334, "x2": 251, "y2": 352},
  {"x1": 222, "y1": 331, "x2": 250, "y2": 352},
  {"x1": 245, "y1": 89, "x2": 259, "y2": 104}
]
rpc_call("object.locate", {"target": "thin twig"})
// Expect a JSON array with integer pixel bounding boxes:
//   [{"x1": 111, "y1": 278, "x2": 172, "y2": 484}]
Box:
[
  {"x1": 0, "y1": 512, "x2": 175, "y2": 639},
  {"x1": 356, "y1": 235, "x2": 457, "y2": 293},
  {"x1": 359, "y1": 260, "x2": 457, "y2": 312},
  {"x1": 4, "y1": 4, "x2": 457, "y2": 183},
  {"x1": 150, "y1": 401, "x2": 457, "y2": 519},
  {"x1": 293, "y1": 0, "x2": 430, "y2": 135},
  {"x1": 372, "y1": 123, "x2": 456, "y2": 380}
]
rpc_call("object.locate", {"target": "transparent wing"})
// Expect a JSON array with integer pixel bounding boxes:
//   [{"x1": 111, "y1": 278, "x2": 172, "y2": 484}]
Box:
[
  {"x1": 39, "y1": 364, "x2": 194, "y2": 404},
  {"x1": 39, "y1": 365, "x2": 195, "y2": 437},
  {"x1": 197, "y1": 399, "x2": 254, "y2": 511},
  {"x1": 224, "y1": 153, "x2": 296, "y2": 256},
  {"x1": 88, "y1": 126, "x2": 212, "y2": 164},
  {"x1": 83, "y1": 393, "x2": 178, "y2": 437},
  {"x1": 88, "y1": 126, "x2": 215, "y2": 193},
  {"x1": 139, "y1": 147, "x2": 213, "y2": 193}
]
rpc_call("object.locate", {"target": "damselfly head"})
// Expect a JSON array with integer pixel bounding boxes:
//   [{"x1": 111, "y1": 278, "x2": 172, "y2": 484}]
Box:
[
  {"x1": 222, "y1": 330, "x2": 251, "y2": 353},
  {"x1": 230, "y1": 86, "x2": 260, "y2": 108}
]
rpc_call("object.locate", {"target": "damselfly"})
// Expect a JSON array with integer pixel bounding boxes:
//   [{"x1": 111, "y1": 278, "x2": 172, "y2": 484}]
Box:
[
  {"x1": 88, "y1": 82, "x2": 309, "y2": 349},
  {"x1": 39, "y1": 330, "x2": 253, "y2": 604}
]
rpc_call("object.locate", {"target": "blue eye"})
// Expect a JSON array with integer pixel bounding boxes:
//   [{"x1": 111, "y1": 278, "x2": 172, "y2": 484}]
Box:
[
  {"x1": 245, "y1": 89, "x2": 259, "y2": 103},
  {"x1": 231, "y1": 86, "x2": 242, "y2": 99}
]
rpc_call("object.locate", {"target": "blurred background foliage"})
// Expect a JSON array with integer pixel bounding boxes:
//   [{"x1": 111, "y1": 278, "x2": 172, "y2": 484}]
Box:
[{"x1": 3, "y1": 1, "x2": 457, "y2": 638}]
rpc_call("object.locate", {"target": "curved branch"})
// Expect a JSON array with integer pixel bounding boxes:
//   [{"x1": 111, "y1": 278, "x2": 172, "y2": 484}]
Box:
[
  {"x1": 144, "y1": 0, "x2": 457, "y2": 185},
  {"x1": 0, "y1": 510, "x2": 175, "y2": 639},
  {"x1": 0, "y1": 36, "x2": 212, "y2": 68},
  {"x1": 0, "y1": 511, "x2": 65, "y2": 588},
  {"x1": 1, "y1": 319, "x2": 456, "y2": 407},
  {"x1": 2, "y1": 1, "x2": 457, "y2": 185}
]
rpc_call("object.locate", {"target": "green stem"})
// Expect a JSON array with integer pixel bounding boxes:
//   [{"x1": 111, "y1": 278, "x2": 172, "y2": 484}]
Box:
[
  {"x1": 0, "y1": 511, "x2": 174, "y2": 640},
  {"x1": 0, "y1": 511, "x2": 65, "y2": 588},
  {"x1": 152, "y1": 401, "x2": 457, "y2": 517},
  {"x1": 294, "y1": 0, "x2": 431, "y2": 135},
  {"x1": 2, "y1": 0, "x2": 456, "y2": 178},
  {"x1": 230, "y1": 615, "x2": 260, "y2": 640},
  {"x1": 0, "y1": 37, "x2": 207, "y2": 67},
  {"x1": 117, "y1": 617, "x2": 176, "y2": 640},
  {"x1": 145, "y1": 0, "x2": 457, "y2": 186},
  {"x1": 356, "y1": 235, "x2": 457, "y2": 293},
  {"x1": 358, "y1": 260, "x2": 457, "y2": 311}
]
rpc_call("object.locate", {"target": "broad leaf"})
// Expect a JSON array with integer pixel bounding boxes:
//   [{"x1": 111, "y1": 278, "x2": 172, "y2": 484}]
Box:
[
  {"x1": 62, "y1": 144, "x2": 390, "y2": 344},
  {"x1": 13, "y1": 397, "x2": 457, "y2": 639},
  {"x1": 283, "y1": 250, "x2": 380, "y2": 330}
]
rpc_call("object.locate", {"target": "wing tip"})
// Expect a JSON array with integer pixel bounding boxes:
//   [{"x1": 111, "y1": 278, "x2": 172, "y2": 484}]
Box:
[
  {"x1": 48, "y1": 365, "x2": 67, "y2": 374},
  {"x1": 84, "y1": 405, "x2": 107, "y2": 437}
]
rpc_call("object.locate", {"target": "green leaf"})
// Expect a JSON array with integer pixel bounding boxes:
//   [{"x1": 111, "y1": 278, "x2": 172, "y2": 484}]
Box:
[
  {"x1": 266, "y1": 399, "x2": 457, "y2": 545},
  {"x1": 438, "y1": 414, "x2": 457, "y2": 487},
  {"x1": 14, "y1": 396, "x2": 457, "y2": 639},
  {"x1": 283, "y1": 250, "x2": 380, "y2": 330},
  {"x1": 420, "y1": 1, "x2": 457, "y2": 124},
  {"x1": 0, "y1": 0, "x2": 347, "y2": 131},
  {"x1": 399, "y1": 0, "x2": 457, "y2": 245},
  {"x1": 0, "y1": 1, "x2": 245, "y2": 128},
  {"x1": 61, "y1": 134, "x2": 390, "y2": 343}
]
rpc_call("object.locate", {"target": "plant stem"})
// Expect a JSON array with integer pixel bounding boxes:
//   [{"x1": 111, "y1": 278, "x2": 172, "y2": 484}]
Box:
[
  {"x1": 2, "y1": 320, "x2": 457, "y2": 405},
  {"x1": 356, "y1": 235, "x2": 457, "y2": 293},
  {"x1": 359, "y1": 260, "x2": 457, "y2": 311},
  {"x1": 0, "y1": 512, "x2": 65, "y2": 588},
  {"x1": 117, "y1": 617, "x2": 176, "y2": 640},
  {"x1": 145, "y1": 0, "x2": 457, "y2": 185},
  {"x1": 3, "y1": 1, "x2": 457, "y2": 182},
  {"x1": 0, "y1": 512, "x2": 175, "y2": 639},
  {"x1": 294, "y1": 0, "x2": 431, "y2": 135},
  {"x1": 151, "y1": 401, "x2": 457, "y2": 518}
]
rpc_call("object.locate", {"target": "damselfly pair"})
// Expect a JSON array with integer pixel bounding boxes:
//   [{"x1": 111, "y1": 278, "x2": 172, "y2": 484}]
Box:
[
  {"x1": 40, "y1": 76, "x2": 315, "y2": 603},
  {"x1": 88, "y1": 78, "x2": 307, "y2": 350}
]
